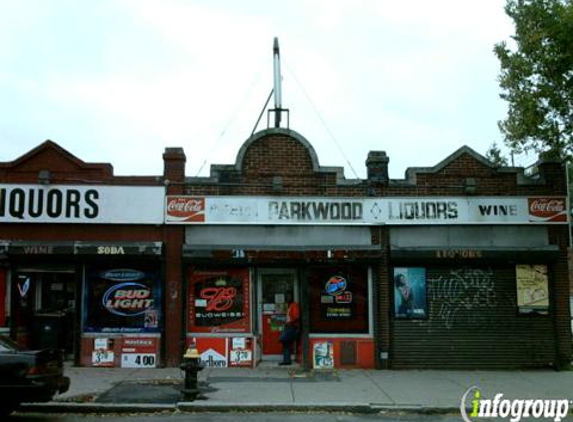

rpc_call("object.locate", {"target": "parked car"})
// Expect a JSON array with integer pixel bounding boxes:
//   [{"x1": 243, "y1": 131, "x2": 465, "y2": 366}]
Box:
[{"x1": 0, "y1": 335, "x2": 70, "y2": 416}]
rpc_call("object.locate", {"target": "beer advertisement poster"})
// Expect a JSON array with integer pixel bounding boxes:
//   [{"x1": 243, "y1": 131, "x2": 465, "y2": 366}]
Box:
[
  {"x1": 83, "y1": 268, "x2": 162, "y2": 333},
  {"x1": 188, "y1": 268, "x2": 250, "y2": 333}
]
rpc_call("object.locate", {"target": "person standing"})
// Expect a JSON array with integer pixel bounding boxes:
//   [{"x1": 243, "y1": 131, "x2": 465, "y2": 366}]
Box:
[{"x1": 278, "y1": 292, "x2": 300, "y2": 366}]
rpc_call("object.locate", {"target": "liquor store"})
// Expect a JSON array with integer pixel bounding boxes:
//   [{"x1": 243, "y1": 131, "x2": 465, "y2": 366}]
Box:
[{"x1": 165, "y1": 128, "x2": 571, "y2": 370}]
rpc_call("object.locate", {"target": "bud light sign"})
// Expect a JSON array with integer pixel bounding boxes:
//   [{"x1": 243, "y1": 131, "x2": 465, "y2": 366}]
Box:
[
  {"x1": 84, "y1": 267, "x2": 162, "y2": 333},
  {"x1": 103, "y1": 282, "x2": 154, "y2": 317}
]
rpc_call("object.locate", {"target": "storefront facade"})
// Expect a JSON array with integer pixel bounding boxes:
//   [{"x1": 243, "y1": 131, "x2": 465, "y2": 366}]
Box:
[
  {"x1": 166, "y1": 128, "x2": 571, "y2": 370},
  {"x1": 0, "y1": 141, "x2": 166, "y2": 368},
  {"x1": 1, "y1": 131, "x2": 571, "y2": 370}
]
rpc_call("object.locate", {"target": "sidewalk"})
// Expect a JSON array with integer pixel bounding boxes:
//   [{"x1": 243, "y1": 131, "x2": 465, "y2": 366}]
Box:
[{"x1": 20, "y1": 364, "x2": 573, "y2": 414}]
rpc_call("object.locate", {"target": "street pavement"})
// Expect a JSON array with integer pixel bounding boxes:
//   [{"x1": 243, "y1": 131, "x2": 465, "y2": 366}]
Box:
[{"x1": 19, "y1": 363, "x2": 573, "y2": 415}]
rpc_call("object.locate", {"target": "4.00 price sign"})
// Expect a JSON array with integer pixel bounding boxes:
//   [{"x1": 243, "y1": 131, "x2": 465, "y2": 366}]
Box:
[{"x1": 121, "y1": 353, "x2": 156, "y2": 368}]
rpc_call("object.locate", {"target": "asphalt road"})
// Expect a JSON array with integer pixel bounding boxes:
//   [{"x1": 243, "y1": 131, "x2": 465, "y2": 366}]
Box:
[{"x1": 9, "y1": 412, "x2": 573, "y2": 422}]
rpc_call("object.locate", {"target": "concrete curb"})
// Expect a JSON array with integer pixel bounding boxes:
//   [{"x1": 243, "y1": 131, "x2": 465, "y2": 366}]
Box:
[
  {"x1": 19, "y1": 402, "x2": 177, "y2": 414},
  {"x1": 177, "y1": 402, "x2": 376, "y2": 414},
  {"x1": 18, "y1": 401, "x2": 461, "y2": 415}
]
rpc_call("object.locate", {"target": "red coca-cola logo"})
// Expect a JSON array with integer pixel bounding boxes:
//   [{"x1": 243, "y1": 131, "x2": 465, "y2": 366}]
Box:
[
  {"x1": 166, "y1": 197, "x2": 205, "y2": 222},
  {"x1": 528, "y1": 197, "x2": 567, "y2": 222}
]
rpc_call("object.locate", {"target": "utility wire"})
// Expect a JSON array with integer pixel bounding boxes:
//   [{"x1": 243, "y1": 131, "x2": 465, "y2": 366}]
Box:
[
  {"x1": 195, "y1": 61, "x2": 267, "y2": 177},
  {"x1": 284, "y1": 60, "x2": 360, "y2": 179}
]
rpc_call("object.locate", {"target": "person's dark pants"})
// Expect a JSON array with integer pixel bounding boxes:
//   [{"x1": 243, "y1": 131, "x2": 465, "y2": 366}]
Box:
[{"x1": 279, "y1": 326, "x2": 299, "y2": 364}]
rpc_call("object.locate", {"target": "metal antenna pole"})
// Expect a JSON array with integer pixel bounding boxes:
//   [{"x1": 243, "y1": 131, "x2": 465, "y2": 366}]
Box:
[{"x1": 273, "y1": 37, "x2": 282, "y2": 128}]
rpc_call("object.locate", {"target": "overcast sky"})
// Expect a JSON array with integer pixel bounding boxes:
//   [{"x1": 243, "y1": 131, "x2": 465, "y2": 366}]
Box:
[{"x1": 0, "y1": 0, "x2": 529, "y2": 180}]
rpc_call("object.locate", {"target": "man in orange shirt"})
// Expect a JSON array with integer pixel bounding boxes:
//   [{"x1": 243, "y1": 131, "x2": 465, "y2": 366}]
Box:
[{"x1": 279, "y1": 291, "x2": 300, "y2": 366}]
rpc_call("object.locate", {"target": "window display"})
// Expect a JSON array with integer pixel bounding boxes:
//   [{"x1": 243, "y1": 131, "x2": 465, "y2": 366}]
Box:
[
  {"x1": 188, "y1": 268, "x2": 250, "y2": 334},
  {"x1": 309, "y1": 266, "x2": 368, "y2": 334},
  {"x1": 83, "y1": 267, "x2": 162, "y2": 333}
]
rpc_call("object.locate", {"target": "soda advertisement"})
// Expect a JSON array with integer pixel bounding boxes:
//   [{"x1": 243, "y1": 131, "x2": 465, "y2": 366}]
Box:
[
  {"x1": 188, "y1": 268, "x2": 250, "y2": 333},
  {"x1": 394, "y1": 267, "x2": 427, "y2": 319},
  {"x1": 83, "y1": 268, "x2": 162, "y2": 333}
]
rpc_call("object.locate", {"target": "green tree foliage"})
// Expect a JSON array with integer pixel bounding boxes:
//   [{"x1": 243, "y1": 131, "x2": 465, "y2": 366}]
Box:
[
  {"x1": 494, "y1": 0, "x2": 573, "y2": 160},
  {"x1": 485, "y1": 142, "x2": 510, "y2": 166}
]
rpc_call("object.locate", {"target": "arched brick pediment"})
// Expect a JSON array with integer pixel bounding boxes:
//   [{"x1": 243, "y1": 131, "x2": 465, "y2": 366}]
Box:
[{"x1": 235, "y1": 129, "x2": 320, "y2": 176}]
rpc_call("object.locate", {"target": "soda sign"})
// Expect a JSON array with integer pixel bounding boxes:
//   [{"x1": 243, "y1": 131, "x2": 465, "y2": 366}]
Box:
[
  {"x1": 528, "y1": 197, "x2": 567, "y2": 223},
  {"x1": 166, "y1": 196, "x2": 205, "y2": 222}
]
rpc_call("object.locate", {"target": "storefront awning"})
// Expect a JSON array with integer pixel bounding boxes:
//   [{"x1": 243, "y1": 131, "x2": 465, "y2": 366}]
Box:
[
  {"x1": 8, "y1": 241, "x2": 76, "y2": 255},
  {"x1": 4, "y1": 241, "x2": 162, "y2": 256},
  {"x1": 183, "y1": 244, "x2": 383, "y2": 262},
  {"x1": 74, "y1": 241, "x2": 162, "y2": 256},
  {"x1": 390, "y1": 246, "x2": 560, "y2": 261}
]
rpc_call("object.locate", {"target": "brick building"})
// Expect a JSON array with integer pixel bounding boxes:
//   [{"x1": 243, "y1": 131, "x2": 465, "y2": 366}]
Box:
[
  {"x1": 0, "y1": 130, "x2": 571, "y2": 369},
  {"x1": 168, "y1": 128, "x2": 571, "y2": 370},
  {"x1": 0, "y1": 141, "x2": 166, "y2": 367}
]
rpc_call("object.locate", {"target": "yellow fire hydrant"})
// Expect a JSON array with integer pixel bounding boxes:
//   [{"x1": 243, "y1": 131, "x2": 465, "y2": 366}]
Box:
[{"x1": 180, "y1": 343, "x2": 204, "y2": 401}]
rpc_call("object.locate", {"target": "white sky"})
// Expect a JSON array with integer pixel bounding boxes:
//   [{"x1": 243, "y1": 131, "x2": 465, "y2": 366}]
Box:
[{"x1": 0, "y1": 0, "x2": 532, "y2": 180}]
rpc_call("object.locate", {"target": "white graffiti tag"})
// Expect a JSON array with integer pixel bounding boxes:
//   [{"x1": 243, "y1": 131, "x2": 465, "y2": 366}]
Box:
[{"x1": 429, "y1": 268, "x2": 496, "y2": 329}]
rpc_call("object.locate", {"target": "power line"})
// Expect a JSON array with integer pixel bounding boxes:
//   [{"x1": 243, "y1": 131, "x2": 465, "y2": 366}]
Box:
[
  {"x1": 194, "y1": 60, "x2": 267, "y2": 177},
  {"x1": 284, "y1": 60, "x2": 360, "y2": 179}
]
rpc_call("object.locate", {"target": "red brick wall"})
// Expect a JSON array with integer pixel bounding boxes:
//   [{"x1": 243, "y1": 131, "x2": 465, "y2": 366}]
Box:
[{"x1": 183, "y1": 131, "x2": 571, "y2": 368}]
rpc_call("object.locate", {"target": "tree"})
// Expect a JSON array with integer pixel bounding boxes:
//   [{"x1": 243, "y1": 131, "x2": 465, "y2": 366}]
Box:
[
  {"x1": 494, "y1": 0, "x2": 573, "y2": 161},
  {"x1": 485, "y1": 142, "x2": 510, "y2": 166}
]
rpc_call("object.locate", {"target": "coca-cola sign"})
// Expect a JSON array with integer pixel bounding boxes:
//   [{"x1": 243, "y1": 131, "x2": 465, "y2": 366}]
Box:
[
  {"x1": 528, "y1": 197, "x2": 567, "y2": 222},
  {"x1": 166, "y1": 196, "x2": 205, "y2": 222}
]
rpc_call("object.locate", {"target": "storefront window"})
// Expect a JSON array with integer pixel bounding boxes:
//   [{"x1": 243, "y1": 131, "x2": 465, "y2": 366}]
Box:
[
  {"x1": 0, "y1": 269, "x2": 7, "y2": 327},
  {"x1": 188, "y1": 268, "x2": 251, "y2": 334},
  {"x1": 308, "y1": 266, "x2": 369, "y2": 334},
  {"x1": 83, "y1": 267, "x2": 162, "y2": 333}
]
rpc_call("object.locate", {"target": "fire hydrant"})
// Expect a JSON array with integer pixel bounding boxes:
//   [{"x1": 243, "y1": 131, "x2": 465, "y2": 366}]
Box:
[{"x1": 180, "y1": 344, "x2": 204, "y2": 401}]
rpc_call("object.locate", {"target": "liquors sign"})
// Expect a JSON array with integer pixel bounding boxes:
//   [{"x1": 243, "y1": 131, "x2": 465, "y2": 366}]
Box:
[
  {"x1": 165, "y1": 196, "x2": 567, "y2": 225},
  {"x1": 0, "y1": 184, "x2": 164, "y2": 224}
]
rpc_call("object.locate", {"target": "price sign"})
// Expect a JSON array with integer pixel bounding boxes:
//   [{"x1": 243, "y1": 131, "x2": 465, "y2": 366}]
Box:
[
  {"x1": 230, "y1": 349, "x2": 252, "y2": 364},
  {"x1": 92, "y1": 350, "x2": 114, "y2": 367},
  {"x1": 121, "y1": 353, "x2": 156, "y2": 368}
]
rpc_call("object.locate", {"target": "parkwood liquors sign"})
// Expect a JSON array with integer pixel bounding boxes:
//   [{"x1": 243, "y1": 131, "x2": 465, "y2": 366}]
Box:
[
  {"x1": 0, "y1": 185, "x2": 164, "y2": 224},
  {"x1": 165, "y1": 196, "x2": 568, "y2": 225}
]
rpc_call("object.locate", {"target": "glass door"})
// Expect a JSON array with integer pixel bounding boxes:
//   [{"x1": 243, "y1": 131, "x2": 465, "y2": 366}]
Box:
[{"x1": 258, "y1": 269, "x2": 297, "y2": 358}]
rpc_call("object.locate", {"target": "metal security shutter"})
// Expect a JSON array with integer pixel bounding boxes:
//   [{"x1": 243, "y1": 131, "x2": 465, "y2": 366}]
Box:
[{"x1": 391, "y1": 265, "x2": 555, "y2": 369}]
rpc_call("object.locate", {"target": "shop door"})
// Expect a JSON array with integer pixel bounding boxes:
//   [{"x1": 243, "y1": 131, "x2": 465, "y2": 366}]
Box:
[
  {"x1": 258, "y1": 270, "x2": 297, "y2": 357},
  {"x1": 13, "y1": 270, "x2": 76, "y2": 354}
]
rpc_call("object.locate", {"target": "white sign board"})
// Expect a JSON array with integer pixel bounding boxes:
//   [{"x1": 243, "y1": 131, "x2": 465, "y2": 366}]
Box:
[
  {"x1": 121, "y1": 353, "x2": 157, "y2": 368},
  {"x1": 92, "y1": 350, "x2": 114, "y2": 366},
  {"x1": 165, "y1": 196, "x2": 568, "y2": 225},
  {"x1": 0, "y1": 184, "x2": 164, "y2": 224}
]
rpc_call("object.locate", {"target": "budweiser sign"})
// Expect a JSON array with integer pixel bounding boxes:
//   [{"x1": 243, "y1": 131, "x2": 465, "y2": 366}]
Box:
[
  {"x1": 528, "y1": 197, "x2": 568, "y2": 223},
  {"x1": 166, "y1": 196, "x2": 205, "y2": 222}
]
